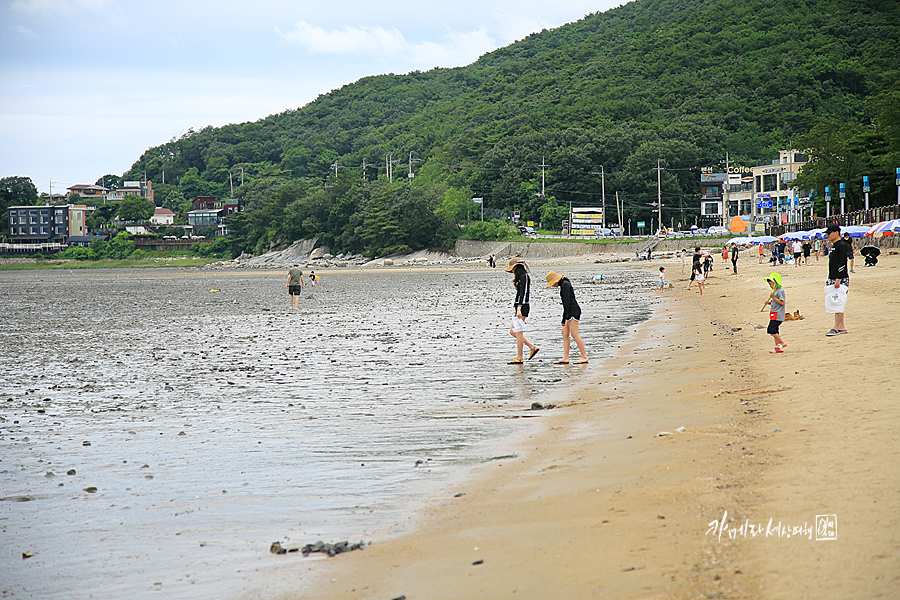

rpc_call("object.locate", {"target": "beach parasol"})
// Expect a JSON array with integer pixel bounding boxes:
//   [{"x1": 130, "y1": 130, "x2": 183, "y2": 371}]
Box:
[
  {"x1": 781, "y1": 231, "x2": 808, "y2": 240},
  {"x1": 841, "y1": 225, "x2": 872, "y2": 238},
  {"x1": 865, "y1": 219, "x2": 900, "y2": 237},
  {"x1": 748, "y1": 235, "x2": 777, "y2": 244},
  {"x1": 726, "y1": 237, "x2": 751, "y2": 246},
  {"x1": 808, "y1": 227, "x2": 826, "y2": 239}
]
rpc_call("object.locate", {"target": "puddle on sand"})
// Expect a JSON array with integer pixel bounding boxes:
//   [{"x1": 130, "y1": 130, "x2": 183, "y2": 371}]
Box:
[{"x1": 0, "y1": 265, "x2": 652, "y2": 599}]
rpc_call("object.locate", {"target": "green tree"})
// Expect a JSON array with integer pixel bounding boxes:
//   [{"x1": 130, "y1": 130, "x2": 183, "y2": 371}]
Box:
[
  {"x1": 118, "y1": 195, "x2": 155, "y2": 222},
  {"x1": 539, "y1": 197, "x2": 568, "y2": 231},
  {"x1": 106, "y1": 232, "x2": 136, "y2": 259},
  {"x1": 435, "y1": 186, "x2": 474, "y2": 230},
  {"x1": 0, "y1": 176, "x2": 39, "y2": 214}
]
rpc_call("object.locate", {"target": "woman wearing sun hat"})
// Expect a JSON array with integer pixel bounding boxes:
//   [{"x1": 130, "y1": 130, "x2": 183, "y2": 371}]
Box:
[
  {"x1": 505, "y1": 258, "x2": 539, "y2": 364},
  {"x1": 545, "y1": 271, "x2": 588, "y2": 364}
]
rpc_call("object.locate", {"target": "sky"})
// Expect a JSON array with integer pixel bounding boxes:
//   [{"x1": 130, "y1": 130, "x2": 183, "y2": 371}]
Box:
[{"x1": 1, "y1": 0, "x2": 625, "y2": 195}]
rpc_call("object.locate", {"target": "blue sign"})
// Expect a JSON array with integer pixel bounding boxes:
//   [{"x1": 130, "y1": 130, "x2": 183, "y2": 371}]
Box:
[
  {"x1": 863, "y1": 176, "x2": 870, "y2": 193},
  {"x1": 757, "y1": 201, "x2": 773, "y2": 209},
  {"x1": 825, "y1": 186, "x2": 831, "y2": 197},
  {"x1": 839, "y1": 183, "x2": 846, "y2": 198}
]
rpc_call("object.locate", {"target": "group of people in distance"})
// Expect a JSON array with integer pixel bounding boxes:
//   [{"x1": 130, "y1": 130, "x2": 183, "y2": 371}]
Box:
[{"x1": 506, "y1": 258, "x2": 588, "y2": 365}]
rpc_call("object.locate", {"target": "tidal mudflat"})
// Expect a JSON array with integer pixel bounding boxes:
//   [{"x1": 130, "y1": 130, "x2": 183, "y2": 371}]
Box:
[{"x1": 0, "y1": 265, "x2": 653, "y2": 599}]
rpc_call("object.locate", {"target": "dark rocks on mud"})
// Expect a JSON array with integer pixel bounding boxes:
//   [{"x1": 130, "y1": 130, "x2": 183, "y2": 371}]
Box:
[
  {"x1": 530, "y1": 402, "x2": 556, "y2": 410},
  {"x1": 269, "y1": 540, "x2": 366, "y2": 557}
]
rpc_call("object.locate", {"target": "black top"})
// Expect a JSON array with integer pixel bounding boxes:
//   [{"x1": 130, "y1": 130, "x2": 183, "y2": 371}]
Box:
[
  {"x1": 828, "y1": 238, "x2": 851, "y2": 281},
  {"x1": 514, "y1": 272, "x2": 531, "y2": 309},
  {"x1": 558, "y1": 278, "x2": 582, "y2": 324}
]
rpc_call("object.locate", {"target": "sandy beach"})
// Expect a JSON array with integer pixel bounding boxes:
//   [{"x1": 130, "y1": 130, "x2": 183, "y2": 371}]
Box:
[{"x1": 266, "y1": 249, "x2": 900, "y2": 600}]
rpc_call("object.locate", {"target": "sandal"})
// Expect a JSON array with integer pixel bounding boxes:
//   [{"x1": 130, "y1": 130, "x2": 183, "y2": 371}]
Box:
[
  {"x1": 825, "y1": 329, "x2": 840, "y2": 336},
  {"x1": 508, "y1": 358, "x2": 524, "y2": 364},
  {"x1": 528, "y1": 347, "x2": 540, "y2": 360}
]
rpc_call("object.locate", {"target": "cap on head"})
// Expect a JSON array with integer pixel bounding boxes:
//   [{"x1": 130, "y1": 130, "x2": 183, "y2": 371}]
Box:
[
  {"x1": 825, "y1": 224, "x2": 841, "y2": 235},
  {"x1": 764, "y1": 272, "x2": 783, "y2": 288}
]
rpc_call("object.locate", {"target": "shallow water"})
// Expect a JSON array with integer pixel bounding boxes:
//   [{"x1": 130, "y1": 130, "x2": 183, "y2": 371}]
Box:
[{"x1": 0, "y1": 265, "x2": 653, "y2": 599}]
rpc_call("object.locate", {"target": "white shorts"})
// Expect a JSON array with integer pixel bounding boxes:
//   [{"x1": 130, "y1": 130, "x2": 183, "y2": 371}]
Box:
[
  {"x1": 511, "y1": 316, "x2": 526, "y2": 333},
  {"x1": 824, "y1": 284, "x2": 848, "y2": 313}
]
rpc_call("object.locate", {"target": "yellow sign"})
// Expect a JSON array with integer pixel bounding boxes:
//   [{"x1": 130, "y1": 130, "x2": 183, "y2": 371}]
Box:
[{"x1": 527, "y1": 221, "x2": 534, "y2": 227}]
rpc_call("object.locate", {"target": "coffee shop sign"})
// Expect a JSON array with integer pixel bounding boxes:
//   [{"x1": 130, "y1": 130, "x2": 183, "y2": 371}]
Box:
[{"x1": 701, "y1": 165, "x2": 752, "y2": 174}]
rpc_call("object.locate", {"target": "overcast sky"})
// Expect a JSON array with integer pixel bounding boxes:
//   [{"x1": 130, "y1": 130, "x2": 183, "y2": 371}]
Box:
[{"x1": 1, "y1": 0, "x2": 625, "y2": 194}]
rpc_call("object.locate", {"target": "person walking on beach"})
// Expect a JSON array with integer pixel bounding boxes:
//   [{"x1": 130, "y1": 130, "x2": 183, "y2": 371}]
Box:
[
  {"x1": 506, "y1": 259, "x2": 539, "y2": 364},
  {"x1": 843, "y1": 233, "x2": 856, "y2": 273},
  {"x1": 825, "y1": 224, "x2": 850, "y2": 336},
  {"x1": 287, "y1": 263, "x2": 304, "y2": 310},
  {"x1": 722, "y1": 245, "x2": 729, "y2": 262},
  {"x1": 692, "y1": 260, "x2": 705, "y2": 296},
  {"x1": 792, "y1": 239, "x2": 802, "y2": 266},
  {"x1": 814, "y1": 238, "x2": 821, "y2": 262},
  {"x1": 758, "y1": 243, "x2": 765, "y2": 264},
  {"x1": 802, "y1": 240, "x2": 812, "y2": 265},
  {"x1": 309, "y1": 271, "x2": 318, "y2": 287},
  {"x1": 658, "y1": 266, "x2": 668, "y2": 291},
  {"x1": 545, "y1": 271, "x2": 588, "y2": 364},
  {"x1": 730, "y1": 243, "x2": 739, "y2": 275},
  {"x1": 761, "y1": 272, "x2": 786, "y2": 353},
  {"x1": 680, "y1": 248, "x2": 687, "y2": 274},
  {"x1": 687, "y1": 247, "x2": 701, "y2": 289}
]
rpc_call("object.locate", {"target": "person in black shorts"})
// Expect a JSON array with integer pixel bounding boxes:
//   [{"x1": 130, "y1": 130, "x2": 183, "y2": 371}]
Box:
[{"x1": 287, "y1": 263, "x2": 304, "y2": 309}]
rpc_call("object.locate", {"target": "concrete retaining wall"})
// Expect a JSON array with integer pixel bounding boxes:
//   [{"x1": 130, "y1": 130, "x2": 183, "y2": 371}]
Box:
[{"x1": 454, "y1": 238, "x2": 723, "y2": 259}]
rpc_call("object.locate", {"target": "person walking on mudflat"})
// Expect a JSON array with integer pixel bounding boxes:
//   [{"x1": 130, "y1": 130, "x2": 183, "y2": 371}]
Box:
[
  {"x1": 824, "y1": 224, "x2": 851, "y2": 336},
  {"x1": 506, "y1": 259, "x2": 539, "y2": 364},
  {"x1": 287, "y1": 262, "x2": 304, "y2": 310},
  {"x1": 545, "y1": 271, "x2": 588, "y2": 364}
]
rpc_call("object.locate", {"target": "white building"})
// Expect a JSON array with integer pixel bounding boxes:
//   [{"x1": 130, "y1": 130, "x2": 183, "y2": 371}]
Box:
[{"x1": 150, "y1": 207, "x2": 175, "y2": 225}]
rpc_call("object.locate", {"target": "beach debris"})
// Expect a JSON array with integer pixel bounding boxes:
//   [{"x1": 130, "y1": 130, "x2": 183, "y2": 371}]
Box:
[
  {"x1": 529, "y1": 402, "x2": 556, "y2": 410},
  {"x1": 654, "y1": 431, "x2": 674, "y2": 437},
  {"x1": 472, "y1": 559, "x2": 484, "y2": 565},
  {"x1": 730, "y1": 327, "x2": 742, "y2": 332},
  {"x1": 83, "y1": 487, "x2": 98, "y2": 493},
  {"x1": 391, "y1": 596, "x2": 407, "y2": 600},
  {"x1": 454, "y1": 493, "x2": 466, "y2": 497},
  {"x1": 270, "y1": 540, "x2": 366, "y2": 557},
  {"x1": 82, "y1": 440, "x2": 91, "y2": 446},
  {"x1": 675, "y1": 426, "x2": 686, "y2": 433},
  {"x1": 22, "y1": 551, "x2": 34, "y2": 559},
  {"x1": 622, "y1": 565, "x2": 645, "y2": 572},
  {"x1": 67, "y1": 469, "x2": 76, "y2": 475}
]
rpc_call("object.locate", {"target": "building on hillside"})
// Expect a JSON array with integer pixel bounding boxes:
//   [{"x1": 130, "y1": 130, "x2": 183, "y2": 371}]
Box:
[
  {"x1": 6, "y1": 204, "x2": 88, "y2": 243},
  {"x1": 699, "y1": 151, "x2": 808, "y2": 232},
  {"x1": 67, "y1": 184, "x2": 108, "y2": 201},
  {"x1": 150, "y1": 207, "x2": 175, "y2": 225},
  {"x1": 192, "y1": 196, "x2": 220, "y2": 211},
  {"x1": 751, "y1": 150, "x2": 809, "y2": 228},
  {"x1": 107, "y1": 180, "x2": 154, "y2": 204}
]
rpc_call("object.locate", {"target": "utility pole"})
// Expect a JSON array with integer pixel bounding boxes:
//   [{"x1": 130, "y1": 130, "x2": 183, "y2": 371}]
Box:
[
  {"x1": 540, "y1": 157, "x2": 547, "y2": 197},
  {"x1": 720, "y1": 152, "x2": 732, "y2": 228},
  {"x1": 362, "y1": 159, "x2": 368, "y2": 182},
  {"x1": 616, "y1": 191, "x2": 622, "y2": 234},
  {"x1": 241, "y1": 167, "x2": 244, "y2": 187},
  {"x1": 229, "y1": 171, "x2": 234, "y2": 197},
  {"x1": 656, "y1": 159, "x2": 662, "y2": 234},
  {"x1": 601, "y1": 166, "x2": 606, "y2": 229},
  {"x1": 408, "y1": 152, "x2": 415, "y2": 185}
]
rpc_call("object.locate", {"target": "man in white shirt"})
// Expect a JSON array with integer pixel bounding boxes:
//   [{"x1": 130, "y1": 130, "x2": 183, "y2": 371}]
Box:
[{"x1": 792, "y1": 239, "x2": 802, "y2": 266}]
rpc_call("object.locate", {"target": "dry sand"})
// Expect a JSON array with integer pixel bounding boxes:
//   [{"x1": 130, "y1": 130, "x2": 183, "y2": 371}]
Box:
[{"x1": 260, "y1": 250, "x2": 899, "y2": 600}]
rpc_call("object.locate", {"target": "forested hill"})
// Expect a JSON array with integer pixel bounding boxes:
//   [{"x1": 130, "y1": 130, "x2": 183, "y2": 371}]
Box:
[{"x1": 124, "y1": 0, "x2": 900, "y2": 257}]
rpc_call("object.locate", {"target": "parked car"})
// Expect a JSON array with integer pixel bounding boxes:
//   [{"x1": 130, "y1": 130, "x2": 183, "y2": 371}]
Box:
[
  {"x1": 706, "y1": 226, "x2": 730, "y2": 236},
  {"x1": 518, "y1": 225, "x2": 537, "y2": 237}
]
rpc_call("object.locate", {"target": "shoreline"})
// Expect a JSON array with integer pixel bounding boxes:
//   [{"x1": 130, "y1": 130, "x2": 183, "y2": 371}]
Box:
[{"x1": 261, "y1": 253, "x2": 900, "y2": 600}]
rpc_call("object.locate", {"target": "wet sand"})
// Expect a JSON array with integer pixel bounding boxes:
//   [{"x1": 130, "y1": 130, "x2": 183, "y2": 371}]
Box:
[
  {"x1": 0, "y1": 264, "x2": 653, "y2": 599},
  {"x1": 278, "y1": 252, "x2": 900, "y2": 600}
]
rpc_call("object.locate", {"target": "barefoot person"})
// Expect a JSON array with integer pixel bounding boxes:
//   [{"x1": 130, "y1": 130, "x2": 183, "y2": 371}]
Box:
[
  {"x1": 286, "y1": 263, "x2": 304, "y2": 310},
  {"x1": 545, "y1": 271, "x2": 588, "y2": 364},
  {"x1": 761, "y1": 273, "x2": 786, "y2": 353},
  {"x1": 506, "y1": 259, "x2": 538, "y2": 364}
]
